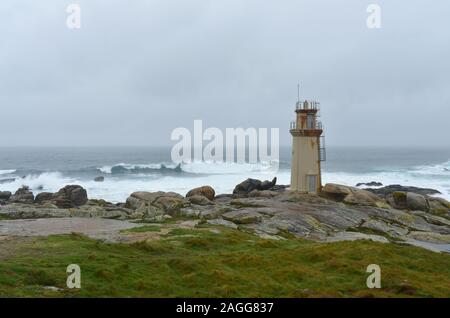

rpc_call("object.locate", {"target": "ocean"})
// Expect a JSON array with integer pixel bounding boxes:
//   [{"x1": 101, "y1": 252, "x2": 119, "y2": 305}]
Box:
[{"x1": 0, "y1": 146, "x2": 449, "y2": 203}]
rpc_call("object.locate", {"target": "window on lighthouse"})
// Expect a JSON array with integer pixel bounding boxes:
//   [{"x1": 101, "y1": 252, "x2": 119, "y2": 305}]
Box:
[{"x1": 307, "y1": 114, "x2": 315, "y2": 129}]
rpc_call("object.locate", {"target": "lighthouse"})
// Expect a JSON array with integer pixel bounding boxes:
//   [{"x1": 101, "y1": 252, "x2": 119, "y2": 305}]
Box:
[{"x1": 289, "y1": 93, "x2": 326, "y2": 193}]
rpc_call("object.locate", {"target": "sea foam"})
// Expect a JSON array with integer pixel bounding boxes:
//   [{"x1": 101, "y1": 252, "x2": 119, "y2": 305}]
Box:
[
  {"x1": 1, "y1": 159, "x2": 449, "y2": 203},
  {"x1": 0, "y1": 169, "x2": 16, "y2": 175}
]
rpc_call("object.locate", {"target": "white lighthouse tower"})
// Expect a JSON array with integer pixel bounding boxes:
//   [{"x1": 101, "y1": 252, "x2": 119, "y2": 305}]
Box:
[{"x1": 289, "y1": 88, "x2": 326, "y2": 193}]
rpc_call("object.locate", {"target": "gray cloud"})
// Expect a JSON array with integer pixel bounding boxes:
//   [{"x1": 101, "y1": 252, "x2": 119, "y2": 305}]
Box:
[{"x1": 0, "y1": 0, "x2": 449, "y2": 147}]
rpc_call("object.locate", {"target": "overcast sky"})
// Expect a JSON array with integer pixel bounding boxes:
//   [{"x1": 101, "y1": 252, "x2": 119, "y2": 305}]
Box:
[{"x1": 0, "y1": 0, "x2": 449, "y2": 147}]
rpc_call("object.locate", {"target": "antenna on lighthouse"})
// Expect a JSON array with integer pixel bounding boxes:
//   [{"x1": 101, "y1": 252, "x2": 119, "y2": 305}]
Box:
[{"x1": 297, "y1": 83, "x2": 300, "y2": 102}]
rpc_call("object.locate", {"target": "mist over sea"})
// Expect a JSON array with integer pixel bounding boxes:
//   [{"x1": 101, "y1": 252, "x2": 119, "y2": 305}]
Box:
[{"x1": 0, "y1": 146, "x2": 449, "y2": 203}]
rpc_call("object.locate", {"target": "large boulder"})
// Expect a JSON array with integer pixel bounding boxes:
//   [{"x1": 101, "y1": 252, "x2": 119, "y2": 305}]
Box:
[
  {"x1": 233, "y1": 177, "x2": 277, "y2": 196},
  {"x1": 426, "y1": 197, "x2": 450, "y2": 216},
  {"x1": 344, "y1": 189, "x2": 389, "y2": 208},
  {"x1": 406, "y1": 192, "x2": 429, "y2": 211},
  {"x1": 0, "y1": 191, "x2": 12, "y2": 201},
  {"x1": 125, "y1": 191, "x2": 164, "y2": 209},
  {"x1": 0, "y1": 191, "x2": 12, "y2": 205},
  {"x1": 125, "y1": 191, "x2": 189, "y2": 219},
  {"x1": 52, "y1": 185, "x2": 88, "y2": 208},
  {"x1": 386, "y1": 191, "x2": 429, "y2": 212},
  {"x1": 31, "y1": 186, "x2": 88, "y2": 208},
  {"x1": 187, "y1": 195, "x2": 213, "y2": 206},
  {"x1": 186, "y1": 186, "x2": 215, "y2": 201},
  {"x1": 322, "y1": 183, "x2": 352, "y2": 201},
  {"x1": 153, "y1": 195, "x2": 189, "y2": 214},
  {"x1": 34, "y1": 192, "x2": 54, "y2": 204},
  {"x1": 261, "y1": 178, "x2": 277, "y2": 190},
  {"x1": 386, "y1": 191, "x2": 407, "y2": 209},
  {"x1": 322, "y1": 183, "x2": 388, "y2": 208},
  {"x1": 10, "y1": 186, "x2": 34, "y2": 204}
]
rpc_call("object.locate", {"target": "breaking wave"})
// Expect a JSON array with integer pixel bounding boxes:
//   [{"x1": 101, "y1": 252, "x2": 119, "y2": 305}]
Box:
[
  {"x1": 1, "y1": 159, "x2": 448, "y2": 203},
  {"x1": 99, "y1": 163, "x2": 183, "y2": 175},
  {"x1": 0, "y1": 172, "x2": 76, "y2": 193},
  {"x1": 0, "y1": 169, "x2": 16, "y2": 175},
  {"x1": 408, "y1": 160, "x2": 450, "y2": 176},
  {"x1": 98, "y1": 160, "x2": 280, "y2": 176}
]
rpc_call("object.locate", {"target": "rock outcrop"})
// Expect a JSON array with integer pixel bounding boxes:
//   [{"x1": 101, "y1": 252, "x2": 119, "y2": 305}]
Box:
[
  {"x1": 233, "y1": 177, "x2": 277, "y2": 196},
  {"x1": 428, "y1": 197, "x2": 450, "y2": 216},
  {"x1": 193, "y1": 190, "x2": 450, "y2": 249},
  {"x1": 0, "y1": 203, "x2": 71, "y2": 219},
  {"x1": 0, "y1": 200, "x2": 133, "y2": 220},
  {"x1": 367, "y1": 185, "x2": 441, "y2": 197},
  {"x1": 186, "y1": 186, "x2": 215, "y2": 201},
  {"x1": 34, "y1": 192, "x2": 54, "y2": 204},
  {"x1": 10, "y1": 186, "x2": 34, "y2": 204},
  {"x1": 384, "y1": 191, "x2": 450, "y2": 217},
  {"x1": 187, "y1": 195, "x2": 213, "y2": 206},
  {"x1": 386, "y1": 192, "x2": 428, "y2": 211},
  {"x1": 321, "y1": 183, "x2": 389, "y2": 208},
  {"x1": 222, "y1": 210, "x2": 262, "y2": 224},
  {"x1": 125, "y1": 191, "x2": 189, "y2": 220},
  {"x1": 1, "y1": 181, "x2": 449, "y2": 252},
  {"x1": 356, "y1": 181, "x2": 383, "y2": 187},
  {"x1": 0, "y1": 191, "x2": 12, "y2": 201},
  {"x1": 35, "y1": 185, "x2": 88, "y2": 208},
  {"x1": 248, "y1": 190, "x2": 280, "y2": 198},
  {"x1": 322, "y1": 183, "x2": 450, "y2": 218},
  {"x1": 53, "y1": 185, "x2": 88, "y2": 208}
]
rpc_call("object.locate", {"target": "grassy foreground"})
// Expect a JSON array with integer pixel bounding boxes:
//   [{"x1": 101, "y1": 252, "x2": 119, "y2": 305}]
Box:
[{"x1": 0, "y1": 224, "x2": 449, "y2": 298}]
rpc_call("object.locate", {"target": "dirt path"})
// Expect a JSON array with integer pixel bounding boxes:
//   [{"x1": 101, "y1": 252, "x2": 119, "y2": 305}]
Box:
[
  {"x1": 0, "y1": 218, "x2": 203, "y2": 243},
  {"x1": 0, "y1": 218, "x2": 141, "y2": 242}
]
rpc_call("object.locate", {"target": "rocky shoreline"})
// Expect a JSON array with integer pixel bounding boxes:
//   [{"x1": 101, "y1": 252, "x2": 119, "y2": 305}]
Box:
[{"x1": 1, "y1": 178, "x2": 449, "y2": 253}]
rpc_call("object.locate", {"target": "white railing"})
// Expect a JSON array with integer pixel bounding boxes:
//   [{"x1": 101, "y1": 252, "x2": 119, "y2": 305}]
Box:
[
  {"x1": 316, "y1": 121, "x2": 323, "y2": 130},
  {"x1": 290, "y1": 120, "x2": 323, "y2": 130},
  {"x1": 295, "y1": 99, "x2": 320, "y2": 111}
]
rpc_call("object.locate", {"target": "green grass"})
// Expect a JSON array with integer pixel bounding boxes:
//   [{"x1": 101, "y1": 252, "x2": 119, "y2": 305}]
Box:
[
  {"x1": 121, "y1": 225, "x2": 162, "y2": 233},
  {"x1": 0, "y1": 225, "x2": 449, "y2": 298}
]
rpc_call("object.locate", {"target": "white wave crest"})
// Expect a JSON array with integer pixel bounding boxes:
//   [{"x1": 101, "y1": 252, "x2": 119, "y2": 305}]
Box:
[
  {"x1": 408, "y1": 160, "x2": 450, "y2": 176},
  {"x1": 0, "y1": 172, "x2": 77, "y2": 194},
  {"x1": 180, "y1": 160, "x2": 279, "y2": 174},
  {"x1": 99, "y1": 160, "x2": 280, "y2": 175},
  {"x1": 0, "y1": 169, "x2": 16, "y2": 175}
]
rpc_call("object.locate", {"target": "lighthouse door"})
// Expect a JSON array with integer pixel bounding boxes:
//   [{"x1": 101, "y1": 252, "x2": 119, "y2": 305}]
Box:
[{"x1": 307, "y1": 175, "x2": 317, "y2": 193}]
